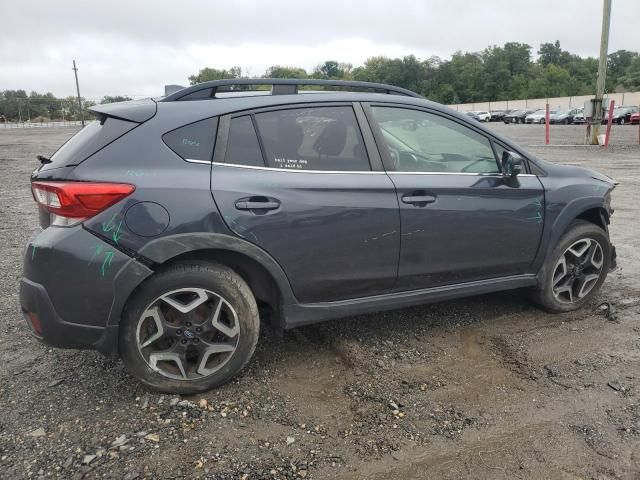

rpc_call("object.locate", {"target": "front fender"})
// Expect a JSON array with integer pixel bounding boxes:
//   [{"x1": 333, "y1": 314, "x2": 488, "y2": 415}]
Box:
[
  {"x1": 532, "y1": 195, "x2": 607, "y2": 280},
  {"x1": 138, "y1": 232, "x2": 297, "y2": 305}
]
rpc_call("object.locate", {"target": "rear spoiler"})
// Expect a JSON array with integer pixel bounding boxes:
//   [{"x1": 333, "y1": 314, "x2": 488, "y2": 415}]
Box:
[{"x1": 89, "y1": 98, "x2": 157, "y2": 124}]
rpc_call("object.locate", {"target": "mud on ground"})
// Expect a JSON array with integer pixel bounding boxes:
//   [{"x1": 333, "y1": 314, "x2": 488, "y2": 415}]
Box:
[{"x1": 1, "y1": 124, "x2": 639, "y2": 479}]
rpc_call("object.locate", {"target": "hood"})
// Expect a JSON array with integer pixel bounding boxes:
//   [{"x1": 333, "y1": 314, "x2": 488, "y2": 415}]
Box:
[{"x1": 535, "y1": 158, "x2": 616, "y2": 187}]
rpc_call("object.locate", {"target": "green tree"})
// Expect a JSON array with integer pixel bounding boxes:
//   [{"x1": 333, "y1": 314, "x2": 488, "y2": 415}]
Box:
[
  {"x1": 188, "y1": 66, "x2": 242, "y2": 85},
  {"x1": 100, "y1": 95, "x2": 132, "y2": 104},
  {"x1": 263, "y1": 65, "x2": 308, "y2": 78}
]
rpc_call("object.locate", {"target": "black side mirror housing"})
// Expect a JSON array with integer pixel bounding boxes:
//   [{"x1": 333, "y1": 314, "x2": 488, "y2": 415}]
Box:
[{"x1": 502, "y1": 151, "x2": 523, "y2": 178}]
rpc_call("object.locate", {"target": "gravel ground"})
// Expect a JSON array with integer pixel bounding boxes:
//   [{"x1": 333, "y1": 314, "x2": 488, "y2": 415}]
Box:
[{"x1": 1, "y1": 123, "x2": 639, "y2": 479}]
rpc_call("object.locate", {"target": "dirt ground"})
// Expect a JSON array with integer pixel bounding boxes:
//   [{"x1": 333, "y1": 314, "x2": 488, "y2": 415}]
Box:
[{"x1": 1, "y1": 123, "x2": 639, "y2": 480}]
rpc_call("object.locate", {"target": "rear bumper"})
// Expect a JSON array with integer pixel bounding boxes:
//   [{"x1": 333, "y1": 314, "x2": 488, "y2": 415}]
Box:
[
  {"x1": 20, "y1": 278, "x2": 106, "y2": 349},
  {"x1": 20, "y1": 225, "x2": 154, "y2": 357}
]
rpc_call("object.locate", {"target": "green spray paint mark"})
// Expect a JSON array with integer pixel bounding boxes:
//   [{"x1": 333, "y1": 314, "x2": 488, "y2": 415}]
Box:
[
  {"x1": 88, "y1": 244, "x2": 103, "y2": 265},
  {"x1": 527, "y1": 211, "x2": 543, "y2": 223},
  {"x1": 100, "y1": 251, "x2": 114, "y2": 277},
  {"x1": 527, "y1": 198, "x2": 543, "y2": 223},
  {"x1": 102, "y1": 214, "x2": 123, "y2": 244}
]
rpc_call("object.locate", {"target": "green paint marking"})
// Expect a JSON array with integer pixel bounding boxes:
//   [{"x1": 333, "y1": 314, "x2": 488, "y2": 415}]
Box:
[
  {"x1": 102, "y1": 214, "x2": 124, "y2": 244},
  {"x1": 111, "y1": 220, "x2": 123, "y2": 243},
  {"x1": 102, "y1": 214, "x2": 118, "y2": 233},
  {"x1": 527, "y1": 212, "x2": 543, "y2": 223},
  {"x1": 88, "y1": 244, "x2": 103, "y2": 265},
  {"x1": 100, "y1": 251, "x2": 114, "y2": 277}
]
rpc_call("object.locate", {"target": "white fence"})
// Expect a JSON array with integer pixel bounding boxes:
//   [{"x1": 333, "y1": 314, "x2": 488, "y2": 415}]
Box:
[
  {"x1": 449, "y1": 91, "x2": 640, "y2": 112},
  {"x1": 1, "y1": 120, "x2": 84, "y2": 129}
]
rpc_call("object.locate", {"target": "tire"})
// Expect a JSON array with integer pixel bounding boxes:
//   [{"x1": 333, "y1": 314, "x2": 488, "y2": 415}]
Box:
[
  {"x1": 530, "y1": 220, "x2": 611, "y2": 313},
  {"x1": 484, "y1": 117, "x2": 490, "y2": 122},
  {"x1": 563, "y1": 118, "x2": 569, "y2": 125},
  {"x1": 119, "y1": 261, "x2": 260, "y2": 394},
  {"x1": 620, "y1": 118, "x2": 625, "y2": 125}
]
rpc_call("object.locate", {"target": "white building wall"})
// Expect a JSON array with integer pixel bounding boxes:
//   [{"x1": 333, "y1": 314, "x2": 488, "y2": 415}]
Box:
[{"x1": 449, "y1": 91, "x2": 640, "y2": 112}]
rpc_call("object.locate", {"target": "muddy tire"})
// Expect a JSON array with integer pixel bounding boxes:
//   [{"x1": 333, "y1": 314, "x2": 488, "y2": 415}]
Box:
[
  {"x1": 530, "y1": 220, "x2": 611, "y2": 313},
  {"x1": 119, "y1": 261, "x2": 259, "y2": 394}
]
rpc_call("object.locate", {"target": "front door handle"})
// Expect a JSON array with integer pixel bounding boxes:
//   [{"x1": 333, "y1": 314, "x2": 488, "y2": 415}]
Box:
[
  {"x1": 401, "y1": 194, "x2": 436, "y2": 205},
  {"x1": 235, "y1": 197, "x2": 280, "y2": 211}
]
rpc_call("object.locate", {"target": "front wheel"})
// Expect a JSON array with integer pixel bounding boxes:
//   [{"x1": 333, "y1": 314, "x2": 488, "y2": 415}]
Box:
[
  {"x1": 119, "y1": 261, "x2": 260, "y2": 393},
  {"x1": 530, "y1": 220, "x2": 611, "y2": 313}
]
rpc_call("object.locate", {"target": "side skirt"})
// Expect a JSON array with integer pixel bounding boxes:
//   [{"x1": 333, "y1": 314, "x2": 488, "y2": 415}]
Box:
[{"x1": 283, "y1": 274, "x2": 537, "y2": 328}]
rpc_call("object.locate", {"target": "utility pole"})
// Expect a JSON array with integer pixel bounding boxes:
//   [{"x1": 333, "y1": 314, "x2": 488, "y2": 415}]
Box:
[
  {"x1": 72, "y1": 60, "x2": 85, "y2": 127},
  {"x1": 590, "y1": 0, "x2": 612, "y2": 145}
]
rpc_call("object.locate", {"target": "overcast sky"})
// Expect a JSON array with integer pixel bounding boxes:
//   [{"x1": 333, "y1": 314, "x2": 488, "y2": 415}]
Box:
[{"x1": 3, "y1": 0, "x2": 639, "y2": 100}]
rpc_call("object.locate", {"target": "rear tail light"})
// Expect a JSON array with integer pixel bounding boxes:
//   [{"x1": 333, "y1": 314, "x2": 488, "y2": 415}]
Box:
[{"x1": 31, "y1": 181, "x2": 135, "y2": 227}]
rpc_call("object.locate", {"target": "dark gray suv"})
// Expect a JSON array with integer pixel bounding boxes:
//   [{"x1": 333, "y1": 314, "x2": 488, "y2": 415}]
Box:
[{"x1": 20, "y1": 79, "x2": 617, "y2": 393}]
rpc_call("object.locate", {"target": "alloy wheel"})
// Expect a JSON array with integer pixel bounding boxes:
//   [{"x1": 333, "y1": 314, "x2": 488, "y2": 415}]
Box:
[
  {"x1": 552, "y1": 238, "x2": 604, "y2": 304},
  {"x1": 136, "y1": 288, "x2": 240, "y2": 380}
]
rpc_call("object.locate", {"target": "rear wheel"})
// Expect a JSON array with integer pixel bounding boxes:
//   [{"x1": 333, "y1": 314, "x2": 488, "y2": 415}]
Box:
[
  {"x1": 530, "y1": 221, "x2": 610, "y2": 313},
  {"x1": 119, "y1": 261, "x2": 259, "y2": 393}
]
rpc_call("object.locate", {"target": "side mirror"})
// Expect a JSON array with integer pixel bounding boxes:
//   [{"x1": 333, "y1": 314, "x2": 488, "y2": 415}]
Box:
[{"x1": 502, "y1": 151, "x2": 523, "y2": 178}]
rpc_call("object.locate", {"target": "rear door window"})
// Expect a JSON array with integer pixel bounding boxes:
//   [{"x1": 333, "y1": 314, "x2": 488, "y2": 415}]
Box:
[
  {"x1": 254, "y1": 106, "x2": 370, "y2": 171},
  {"x1": 162, "y1": 117, "x2": 218, "y2": 162},
  {"x1": 225, "y1": 116, "x2": 264, "y2": 166}
]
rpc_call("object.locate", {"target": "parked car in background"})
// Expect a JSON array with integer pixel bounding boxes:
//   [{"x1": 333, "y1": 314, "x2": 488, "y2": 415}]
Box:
[
  {"x1": 465, "y1": 111, "x2": 480, "y2": 121},
  {"x1": 630, "y1": 111, "x2": 640, "y2": 124},
  {"x1": 524, "y1": 108, "x2": 556, "y2": 123},
  {"x1": 503, "y1": 109, "x2": 535, "y2": 124},
  {"x1": 573, "y1": 110, "x2": 586, "y2": 124},
  {"x1": 490, "y1": 110, "x2": 506, "y2": 122},
  {"x1": 603, "y1": 106, "x2": 639, "y2": 125},
  {"x1": 474, "y1": 111, "x2": 491, "y2": 122},
  {"x1": 19, "y1": 78, "x2": 617, "y2": 393},
  {"x1": 549, "y1": 108, "x2": 581, "y2": 125}
]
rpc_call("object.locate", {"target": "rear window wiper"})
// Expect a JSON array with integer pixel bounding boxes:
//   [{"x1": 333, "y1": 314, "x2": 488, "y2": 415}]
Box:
[{"x1": 37, "y1": 155, "x2": 52, "y2": 165}]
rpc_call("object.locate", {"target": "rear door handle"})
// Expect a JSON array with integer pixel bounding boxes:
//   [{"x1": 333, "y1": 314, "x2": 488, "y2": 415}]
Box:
[
  {"x1": 401, "y1": 194, "x2": 436, "y2": 205},
  {"x1": 235, "y1": 198, "x2": 281, "y2": 210}
]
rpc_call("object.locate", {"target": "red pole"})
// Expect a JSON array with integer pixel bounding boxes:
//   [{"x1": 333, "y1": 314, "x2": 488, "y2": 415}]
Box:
[
  {"x1": 604, "y1": 99, "x2": 615, "y2": 147},
  {"x1": 545, "y1": 103, "x2": 550, "y2": 145}
]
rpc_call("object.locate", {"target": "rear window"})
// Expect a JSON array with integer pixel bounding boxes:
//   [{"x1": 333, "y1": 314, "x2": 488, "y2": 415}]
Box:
[
  {"x1": 162, "y1": 117, "x2": 218, "y2": 162},
  {"x1": 45, "y1": 118, "x2": 137, "y2": 170}
]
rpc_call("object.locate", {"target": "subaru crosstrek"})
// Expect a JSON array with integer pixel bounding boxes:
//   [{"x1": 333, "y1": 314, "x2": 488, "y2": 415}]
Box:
[{"x1": 20, "y1": 79, "x2": 617, "y2": 393}]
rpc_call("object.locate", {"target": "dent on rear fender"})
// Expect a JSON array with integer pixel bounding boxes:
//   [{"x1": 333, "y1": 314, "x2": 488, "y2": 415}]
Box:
[{"x1": 24, "y1": 226, "x2": 133, "y2": 327}]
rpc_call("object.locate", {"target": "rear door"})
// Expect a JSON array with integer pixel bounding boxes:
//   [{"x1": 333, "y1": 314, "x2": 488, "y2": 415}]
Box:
[
  {"x1": 211, "y1": 103, "x2": 400, "y2": 304},
  {"x1": 365, "y1": 104, "x2": 545, "y2": 290}
]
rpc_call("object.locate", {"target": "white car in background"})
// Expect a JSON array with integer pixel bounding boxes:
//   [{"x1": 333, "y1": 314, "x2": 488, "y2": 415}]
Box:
[
  {"x1": 525, "y1": 109, "x2": 556, "y2": 124},
  {"x1": 474, "y1": 111, "x2": 491, "y2": 122}
]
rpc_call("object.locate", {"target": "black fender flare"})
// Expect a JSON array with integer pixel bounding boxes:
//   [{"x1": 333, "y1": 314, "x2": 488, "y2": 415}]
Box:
[
  {"x1": 137, "y1": 232, "x2": 297, "y2": 305},
  {"x1": 532, "y1": 196, "x2": 607, "y2": 282}
]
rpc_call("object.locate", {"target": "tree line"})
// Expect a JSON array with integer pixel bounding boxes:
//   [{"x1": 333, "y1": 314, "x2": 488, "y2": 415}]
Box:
[
  {"x1": 3, "y1": 40, "x2": 639, "y2": 122},
  {"x1": 190, "y1": 41, "x2": 640, "y2": 105},
  {"x1": 0, "y1": 93, "x2": 131, "y2": 122}
]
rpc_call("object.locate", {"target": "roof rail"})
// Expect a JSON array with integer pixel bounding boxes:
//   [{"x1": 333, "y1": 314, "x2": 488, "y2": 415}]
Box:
[{"x1": 161, "y1": 78, "x2": 422, "y2": 102}]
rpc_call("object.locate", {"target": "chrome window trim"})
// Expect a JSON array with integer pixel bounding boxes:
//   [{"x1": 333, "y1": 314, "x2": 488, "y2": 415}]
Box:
[
  {"x1": 208, "y1": 161, "x2": 536, "y2": 177},
  {"x1": 185, "y1": 158, "x2": 214, "y2": 164},
  {"x1": 388, "y1": 171, "x2": 536, "y2": 177},
  {"x1": 210, "y1": 161, "x2": 384, "y2": 174}
]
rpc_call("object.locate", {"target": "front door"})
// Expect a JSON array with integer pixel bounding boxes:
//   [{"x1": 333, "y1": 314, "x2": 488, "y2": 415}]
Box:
[
  {"x1": 211, "y1": 104, "x2": 400, "y2": 303},
  {"x1": 366, "y1": 104, "x2": 545, "y2": 290}
]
